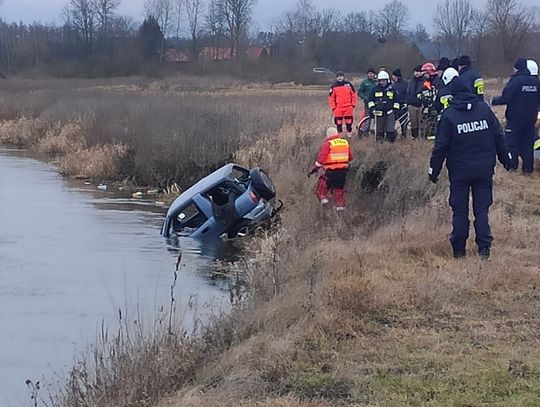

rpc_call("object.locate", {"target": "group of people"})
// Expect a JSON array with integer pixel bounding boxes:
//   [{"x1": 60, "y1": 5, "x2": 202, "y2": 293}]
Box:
[
  {"x1": 328, "y1": 56, "x2": 486, "y2": 142},
  {"x1": 312, "y1": 55, "x2": 540, "y2": 259}
]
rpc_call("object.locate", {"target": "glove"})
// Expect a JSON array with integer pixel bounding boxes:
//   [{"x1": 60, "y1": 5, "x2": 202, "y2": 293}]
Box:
[
  {"x1": 428, "y1": 173, "x2": 438, "y2": 184},
  {"x1": 308, "y1": 165, "x2": 319, "y2": 177}
]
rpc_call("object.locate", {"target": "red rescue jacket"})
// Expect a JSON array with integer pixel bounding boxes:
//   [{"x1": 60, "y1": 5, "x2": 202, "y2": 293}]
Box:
[
  {"x1": 316, "y1": 135, "x2": 353, "y2": 171},
  {"x1": 328, "y1": 81, "x2": 357, "y2": 110}
]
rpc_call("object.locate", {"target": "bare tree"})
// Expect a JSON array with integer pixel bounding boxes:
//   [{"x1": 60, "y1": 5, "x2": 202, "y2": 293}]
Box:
[
  {"x1": 94, "y1": 0, "x2": 120, "y2": 37},
  {"x1": 433, "y1": 0, "x2": 475, "y2": 56},
  {"x1": 486, "y1": 0, "x2": 537, "y2": 63},
  {"x1": 185, "y1": 0, "x2": 204, "y2": 57},
  {"x1": 377, "y1": 0, "x2": 409, "y2": 40},
  {"x1": 205, "y1": 0, "x2": 227, "y2": 57},
  {"x1": 64, "y1": 0, "x2": 96, "y2": 54},
  {"x1": 343, "y1": 12, "x2": 368, "y2": 33},
  {"x1": 221, "y1": 0, "x2": 256, "y2": 57},
  {"x1": 174, "y1": 0, "x2": 183, "y2": 38}
]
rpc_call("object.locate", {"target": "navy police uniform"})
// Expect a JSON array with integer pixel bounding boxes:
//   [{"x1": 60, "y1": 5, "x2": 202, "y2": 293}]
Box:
[
  {"x1": 429, "y1": 77, "x2": 511, "y2": 258},
  {"x1": 492, "y1": 58, "x2": 540, "y2": 173}
]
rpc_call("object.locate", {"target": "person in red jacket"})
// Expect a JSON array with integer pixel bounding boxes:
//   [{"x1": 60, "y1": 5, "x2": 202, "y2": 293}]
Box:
[
  {"x1": 328, "y1": 71, "x2": 357, "y2": 138},
  {"x1": 308, "y1": 127, "x2": 353, "y2": 211}
]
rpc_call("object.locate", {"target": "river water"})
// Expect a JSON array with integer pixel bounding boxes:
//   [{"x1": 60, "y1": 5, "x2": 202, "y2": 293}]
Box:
[{"x1": 0, "y1": 149, "x2": 230, "y2": 405}]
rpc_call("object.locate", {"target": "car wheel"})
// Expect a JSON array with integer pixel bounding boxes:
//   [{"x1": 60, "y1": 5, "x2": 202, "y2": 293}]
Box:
[
  {"x1": 249, "y1": 168, "x2": 276, "y2": 200},
  {"x1": 228, "y1": 220, "x2": 251, "y2": 238}
]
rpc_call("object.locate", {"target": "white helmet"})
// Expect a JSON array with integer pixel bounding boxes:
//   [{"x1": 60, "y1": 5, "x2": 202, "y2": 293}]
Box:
[
  {"x1": 442, "y1": 67, "x2": 459, "y2": 86},
  {"x1": 377, "y1": 71, "x2": 390, "y2": 81},
  {"x1": 527, "y1": 59, "x2": 538, "y2": 76}
]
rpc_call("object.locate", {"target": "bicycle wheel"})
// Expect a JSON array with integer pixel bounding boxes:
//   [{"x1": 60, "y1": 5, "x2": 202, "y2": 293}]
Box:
[{"x1": 357, "y1": 116, "x2": 372, "y2": 138}]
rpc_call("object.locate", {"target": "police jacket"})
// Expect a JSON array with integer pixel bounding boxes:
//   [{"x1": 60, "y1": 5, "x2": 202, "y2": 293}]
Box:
[
  {"x1": 328, "y1": 81, "x2": 357, "y2": 110},
  {"x1": 368, "y1": 84, "x2": 400, "y2": 116},
  {"x1": 492, "y1": 69, "x2": 540, "y2": 125},
  {"x1": 459, "y1": 65, "x2": 484, "y2": 101},
  {"x1": 393, "y1": 78, "x2": 409, "y2": 108},
  {"x1": 406, "y1": 76, "x2": 424, "y2": 107},
  {"x1": 430, "y1": 78, "x2": 511, "y2": 180}
]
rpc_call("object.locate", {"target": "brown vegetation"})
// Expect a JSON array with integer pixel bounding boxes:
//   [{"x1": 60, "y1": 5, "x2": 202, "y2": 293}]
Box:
[{"x1": 2, "y1": 78, "x2": 539, "y2": 406}]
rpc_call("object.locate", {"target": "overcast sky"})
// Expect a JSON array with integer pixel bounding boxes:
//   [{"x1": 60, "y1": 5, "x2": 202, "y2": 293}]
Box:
[{"x1": 0, "y1": 0, "x2": 537, "y2": 33}]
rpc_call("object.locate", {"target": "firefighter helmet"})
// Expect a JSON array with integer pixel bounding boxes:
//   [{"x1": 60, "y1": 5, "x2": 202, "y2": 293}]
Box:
[
  {"x1": 442, "y1": 67, "x2": 459, "y2": 86},
  {"x1": 421, "y1": 62, "x2": 437, "y2": 75},
  {"x1": 527, "y1": 59, "x2": 538, "y2": 76},
  {"x1": 377, "y1": 71, "x2": 390, "y2": 81}
]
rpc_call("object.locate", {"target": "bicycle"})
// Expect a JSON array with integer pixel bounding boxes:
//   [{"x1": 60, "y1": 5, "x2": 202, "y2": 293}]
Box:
[{"x1": 356, "y1": 109, "x2": 410, "y2": 139}]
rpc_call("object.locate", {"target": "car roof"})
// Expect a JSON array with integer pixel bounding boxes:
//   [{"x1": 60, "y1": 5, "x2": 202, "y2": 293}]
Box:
[{"x1": 165, "y1": 163, "x2": 247, "y2": 215}]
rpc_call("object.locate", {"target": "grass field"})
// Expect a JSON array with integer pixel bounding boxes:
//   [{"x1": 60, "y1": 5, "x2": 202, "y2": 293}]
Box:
[{"x1": 1, "y1": 76, "x2": 539, "y2": 407}]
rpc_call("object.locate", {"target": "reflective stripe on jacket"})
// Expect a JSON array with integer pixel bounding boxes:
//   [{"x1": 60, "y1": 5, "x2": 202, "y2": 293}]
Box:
[{"x1": 325, "y1": 138, "x2": 351, "y2": 170}]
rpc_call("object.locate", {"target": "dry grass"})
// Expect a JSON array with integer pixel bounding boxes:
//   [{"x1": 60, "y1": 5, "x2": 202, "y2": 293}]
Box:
[{"x1": 4, "y1": 77, "x2": 539, "y2": 406}]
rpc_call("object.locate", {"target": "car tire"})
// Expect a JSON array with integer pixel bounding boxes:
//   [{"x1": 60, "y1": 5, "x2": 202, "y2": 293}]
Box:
[
  {"x1": 228, "y1": 220, "x2": 251, "y2": 238},
  {"x1": 249, "y1": 168, "x2": 276, "y2": 200}
]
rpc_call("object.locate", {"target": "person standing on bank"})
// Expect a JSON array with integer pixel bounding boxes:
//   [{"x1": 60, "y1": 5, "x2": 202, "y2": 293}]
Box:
[
  {"x1": 358, "y1": 68, "x2": 378, "y2": 136},
  {"x1": 457, "y1": 55, "x2": 485, "y2": 101},
  {"x1": 328, "y1": 71, "x2": 357, "y2": 138},
  {"x1": 368, "y1": 71, "x2": 400, "y2": 143},
  {"x1": 492, "y1": 58, "x2": 540, "y2": 174},
  {"x1": 429, "y1": 76, "x2": 512, "y2": 259},
  {"x1": 392, "y1": 69, "x2": 409, "y2": 138},
  {"x1": 406, "y1": 65, "x2": 425, "y2": 139}
]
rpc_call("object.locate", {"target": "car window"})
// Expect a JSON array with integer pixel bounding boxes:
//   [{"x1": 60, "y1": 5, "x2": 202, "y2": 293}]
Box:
[
  {"x1": 230, "y1": 166, "x2": 250, "y2": 184},
  {"x1": 175, "y1": 203, "x2": 208, "y2": 230}
]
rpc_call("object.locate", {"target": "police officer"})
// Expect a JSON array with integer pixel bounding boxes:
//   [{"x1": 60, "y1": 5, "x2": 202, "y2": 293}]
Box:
[
  {"x1": 457, "y1": 55, "x2": 485, "y2": 101},
  {"x1": 368, "y1": 71, "x2": 400, "y2": 143},
  {"x1": 429, "y1": 76, "x2": 511, "y2": 259},
  {"x1": 492, "y1": 58, "x2": 540, "y2": 174}
]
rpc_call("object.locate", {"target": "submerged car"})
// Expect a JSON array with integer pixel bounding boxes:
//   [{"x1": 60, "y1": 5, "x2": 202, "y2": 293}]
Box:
[{"x1": 161, "y1": 164, "x2": 280, "y2": 240}]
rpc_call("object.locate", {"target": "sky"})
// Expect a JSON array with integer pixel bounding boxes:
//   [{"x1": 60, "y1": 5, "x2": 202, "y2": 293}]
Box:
[{"x1": 0, "y1": 0, "x2": 537, "y2": 33}]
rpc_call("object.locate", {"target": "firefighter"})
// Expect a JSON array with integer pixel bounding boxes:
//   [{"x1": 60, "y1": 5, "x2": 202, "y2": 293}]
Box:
[
  {"x1": 308, "y1": 127, "x2": 353, "y2": 211},
  {"x1": 391, "y1": 69, "x2": 409, "y2": 138},
  {"x1": 418, "y1": 62, "x2": 439, "y2": 140},
  {"x1": 328, "y1": 71, "x2": 357, "y2": 138},
  {"x1": 406, "y1": 65, "x2": 425, "y2": 139},
  {"x1": 429, "y1": 76, "x2": 512, "y2": 259},
  {"x1": 457, "y1": 55, "x2": 485, "y2": 101},
  {"x1": 358, "y1": 68, "x2": 377, "y2": 136},
  {"x1": 492, "y1": 58, "x2": 540, "y2": 174},
  {"x1": 434, "y1": 67, "x2": 459, "y2": 120},
  {"x1": 368, "y1": 71, "x2": 400, "y2": 143},
  {"x1": 527, "y1": 59, "x2": 540, "y2": 141}
]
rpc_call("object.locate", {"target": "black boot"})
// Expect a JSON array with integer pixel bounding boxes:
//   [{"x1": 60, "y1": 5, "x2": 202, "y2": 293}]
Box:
[
  {"x1": 411, "y1": 128, "x2": 419, "y2": 139},
  {"x1": 386, "y1": 131, "x2": 396, "y2": 143}
]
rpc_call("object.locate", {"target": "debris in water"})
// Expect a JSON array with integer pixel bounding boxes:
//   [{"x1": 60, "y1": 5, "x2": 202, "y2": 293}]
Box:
[
  {"x1": 147, "y1": 189, "x2": 159, "y2": 196},
  {"x1": 132, "y1": 191, "x2": 143, "y2": 198},
  {"x1": 97, "y1": 184, "x2": 107, "y2": 190}
]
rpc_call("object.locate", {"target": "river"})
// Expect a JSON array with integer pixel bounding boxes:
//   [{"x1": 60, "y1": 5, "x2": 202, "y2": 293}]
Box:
[{"x1": 0, "y1": 149, "x2": 230, "y2": 405}]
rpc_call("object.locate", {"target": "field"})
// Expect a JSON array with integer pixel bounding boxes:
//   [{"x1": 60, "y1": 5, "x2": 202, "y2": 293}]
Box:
[{"x1": 1, "y1": 76, "x2": 540, "y2": 406}]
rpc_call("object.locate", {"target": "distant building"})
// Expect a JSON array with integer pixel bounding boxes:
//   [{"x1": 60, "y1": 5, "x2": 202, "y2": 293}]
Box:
[{"x1": 164, "y1": 48, "x2": 190, "y2": 63}]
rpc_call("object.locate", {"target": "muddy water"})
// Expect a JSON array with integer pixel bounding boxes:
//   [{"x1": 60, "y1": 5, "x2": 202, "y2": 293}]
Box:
[{"x1": 0, "y1": 149, "x2": 230, "y2": 405}]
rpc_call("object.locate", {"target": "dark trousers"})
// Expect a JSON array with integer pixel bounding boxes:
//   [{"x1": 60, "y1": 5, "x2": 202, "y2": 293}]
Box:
[
  {"x1": 505, "y1": 122, "x2": 535, "y2": 173},
  {"x1": 375, "y1": 112, "x2": 396, "y2": 143},
  {"x1": 449, "y1": 175, "x2": 493, "y2": 255}
]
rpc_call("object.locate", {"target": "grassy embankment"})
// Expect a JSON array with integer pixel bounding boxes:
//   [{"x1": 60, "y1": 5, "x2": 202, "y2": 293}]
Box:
[{"x1": 2, "y1": 76, "x2": 540, "y2": 406}]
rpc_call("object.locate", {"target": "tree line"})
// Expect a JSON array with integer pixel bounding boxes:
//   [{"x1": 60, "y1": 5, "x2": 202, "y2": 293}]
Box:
[{"x1": 0, "y1": 0, "x2": 538, "y2": 79}]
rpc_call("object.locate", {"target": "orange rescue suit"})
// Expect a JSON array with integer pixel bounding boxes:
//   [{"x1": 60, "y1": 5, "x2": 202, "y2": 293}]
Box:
[{"x1": 328, "y1": 81, "x2": 357, "y2": 111}]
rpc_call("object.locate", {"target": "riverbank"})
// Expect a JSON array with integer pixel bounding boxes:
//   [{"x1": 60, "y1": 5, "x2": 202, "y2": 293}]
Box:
[{"x1": 3, "y1": 76, "x2": 540, "y2": 406}]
